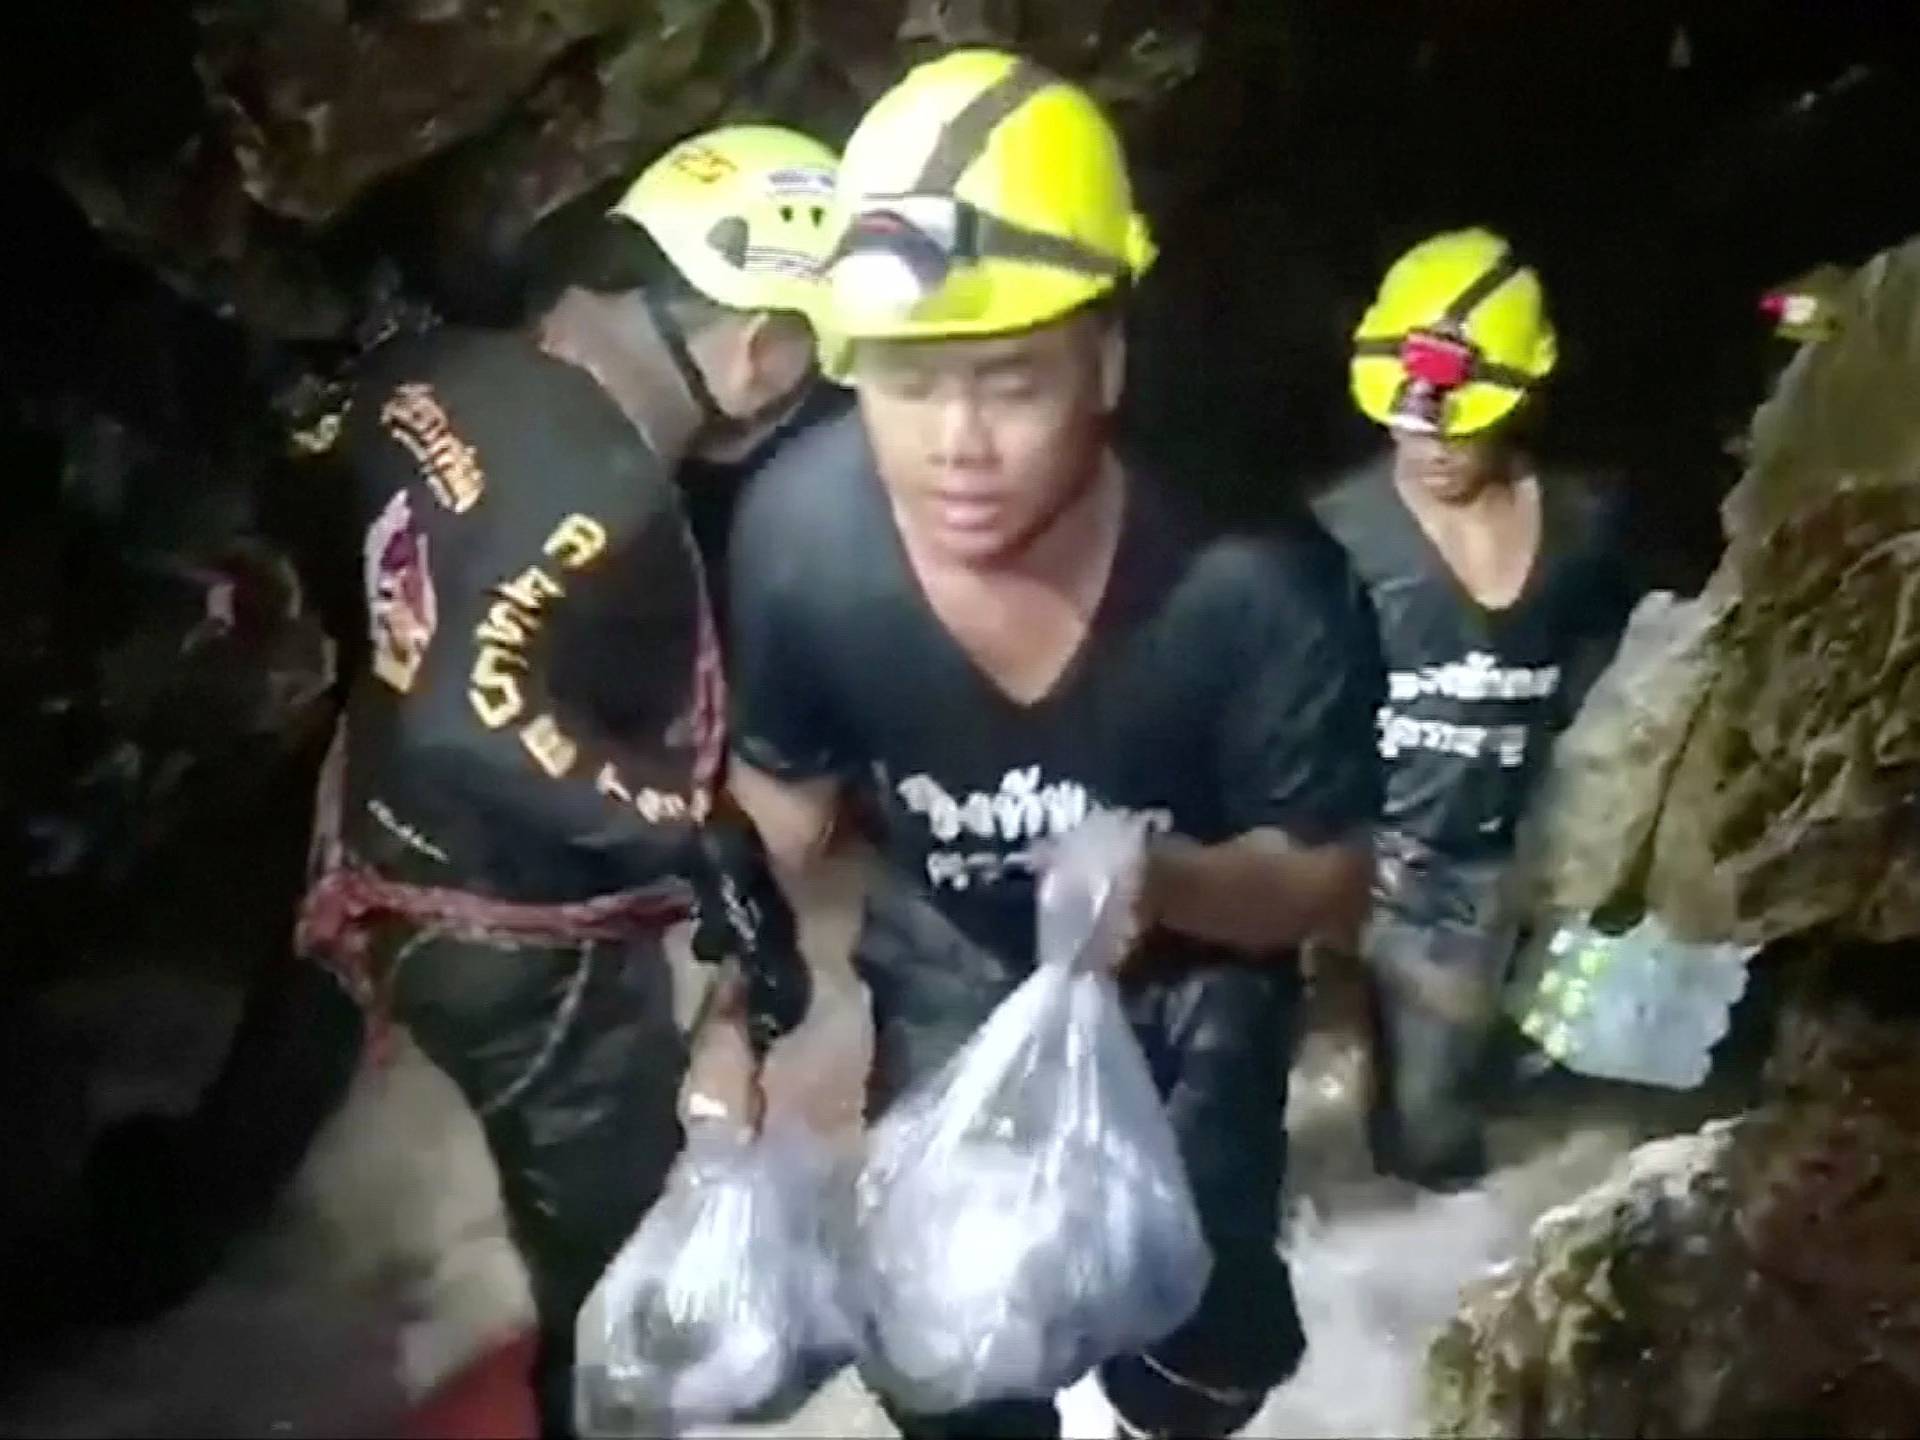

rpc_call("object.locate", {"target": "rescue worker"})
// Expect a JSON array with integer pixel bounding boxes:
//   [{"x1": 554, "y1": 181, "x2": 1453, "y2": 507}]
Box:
[
  {"x1": 1311, "y1": 229, "x2": 1636, "y2": 1190},
  {"x1": 289, "y1": 124, "x2": 838, "y2": 1437},
  {"x1": 703, "y1": 50, "x2": 1381, "y2": 1439}
]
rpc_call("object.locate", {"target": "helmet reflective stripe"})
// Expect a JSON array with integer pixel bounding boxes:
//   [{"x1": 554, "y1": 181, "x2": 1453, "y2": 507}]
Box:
[
  {"x1": 1437, "y1": 249, "x2": 1524, "y2": 331},
  {"x1": 912, "y1": 58, "x2": 1054, "y2": 194},
  {"x1": 742, "y1": 245, "x2": 824, "y2": 279},
  {"x1": 766, "y1": 166, "x2": 835, "y2": 199}
]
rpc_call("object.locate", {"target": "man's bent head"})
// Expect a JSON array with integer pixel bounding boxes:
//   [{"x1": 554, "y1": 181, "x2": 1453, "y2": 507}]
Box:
[{"x1": 538, "y1": 125, "x2": 840, "y2": 461}]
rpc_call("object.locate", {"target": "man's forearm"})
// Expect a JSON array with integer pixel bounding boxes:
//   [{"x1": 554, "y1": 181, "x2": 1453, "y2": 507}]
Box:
[
  {"x1": 688, "y1": 758, "x2": 857, "y2": 1055},
  {"x1": 1148, "y1": 826, "x2": 1372, "y2": 954}
]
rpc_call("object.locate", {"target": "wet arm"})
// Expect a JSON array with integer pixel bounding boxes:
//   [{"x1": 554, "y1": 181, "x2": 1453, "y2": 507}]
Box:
[
  {"x1": 1150, "y1": 825, "x2": 1372, "y2": 954},
  {"x1": 677, "y1": 758, "x2": 841, "y2": 1121}
]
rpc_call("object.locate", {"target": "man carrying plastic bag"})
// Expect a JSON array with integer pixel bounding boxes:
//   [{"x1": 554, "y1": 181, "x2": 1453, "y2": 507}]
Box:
[{"x1": 717, "y1": 49, "x2": 1382, "y2": 1439}]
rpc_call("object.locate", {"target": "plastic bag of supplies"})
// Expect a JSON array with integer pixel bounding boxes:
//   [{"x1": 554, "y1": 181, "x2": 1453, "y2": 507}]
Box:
[
  {"x1": 575, "y1": 1119, "x2": 855, "y2": 1436},
  {"x1": 852, "y1": 811, "x2": 1212, "y2": 1412}
]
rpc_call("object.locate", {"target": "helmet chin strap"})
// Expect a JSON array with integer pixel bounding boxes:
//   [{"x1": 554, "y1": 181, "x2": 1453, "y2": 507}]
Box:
[{"x1": 642, "y1": 287, "x2": 812, "y2": 451}]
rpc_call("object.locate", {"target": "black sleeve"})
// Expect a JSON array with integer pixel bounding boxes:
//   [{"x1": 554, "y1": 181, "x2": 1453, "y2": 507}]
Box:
[
  {"x1": 724, "y1": 416, "x2": 861, "y2": 782},
  {"x1": 351, "y1": 349, "x2": 717, "y2": 881},
  {"x1": 414, "y1": 516, "x2": 717, "y2": 878},
  {"x1": 1215, "y1": 531, "x2": 1384, "y2": 844}
]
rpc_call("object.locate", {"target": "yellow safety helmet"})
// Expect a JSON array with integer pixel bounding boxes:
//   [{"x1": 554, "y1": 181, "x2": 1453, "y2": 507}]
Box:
[
  {"x1": 1351, "y1": 229, "x2": 1558, "y2": 439},
  {"x1": 819, "y1": 48, "x2": 1158, "y2": 382},
  {"x1": 609, "y1": 124, "x2": 839, "y2": 321}
]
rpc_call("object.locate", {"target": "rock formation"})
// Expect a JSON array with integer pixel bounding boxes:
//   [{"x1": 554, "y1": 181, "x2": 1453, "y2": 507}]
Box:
[
  {"x1": 1528, "y1": 235, "x2": 1920, "y2": 947},
  {"x1": 1429, "y1": 946, "x2": 1920, "y2": 1438},
  {"x1": 41, "y1": 0, "x2": 1221, "y2": 342},
  {"x1": 1447, "y1": 232, "x2": 1920, "y2": 1438}
]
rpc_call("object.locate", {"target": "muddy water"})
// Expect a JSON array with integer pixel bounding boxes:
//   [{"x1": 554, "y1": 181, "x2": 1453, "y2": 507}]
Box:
[{"x1": 0, "y1": 855, "x2": 1742, "y2": 1439}]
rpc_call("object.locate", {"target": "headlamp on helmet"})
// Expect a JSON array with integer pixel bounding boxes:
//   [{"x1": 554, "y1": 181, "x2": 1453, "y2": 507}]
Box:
[
  {"x1": 1390, "y1": 330, "x2": 1478, "y2": 433},
  {"x1": 827, "y1": 189, "x2": 1126, "y2": 332},
  {"x1": 1400, "y1": 331, "x2": 1476, "y2": 390},
  {"x1": 829, "y1": 196, "x2": 975, "y2": 327}
]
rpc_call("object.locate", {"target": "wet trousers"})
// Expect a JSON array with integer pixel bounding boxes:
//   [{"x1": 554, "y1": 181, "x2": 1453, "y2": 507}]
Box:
[
  {"x1": 379, "y1": 926, "x2": 687, "y2": 1440},
  {"x1": 1358, "y1": 836, "x2": 1523, "y2": 1190}
]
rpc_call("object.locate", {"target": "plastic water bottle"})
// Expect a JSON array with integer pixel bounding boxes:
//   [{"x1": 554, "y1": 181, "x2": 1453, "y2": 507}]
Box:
[
  {"x1": 1598, "y1": 927, "x2": 1706, "y2": 1088},
  {"x1": 1515, "y1": 916, "x2": 1757, "y2": 1090}
]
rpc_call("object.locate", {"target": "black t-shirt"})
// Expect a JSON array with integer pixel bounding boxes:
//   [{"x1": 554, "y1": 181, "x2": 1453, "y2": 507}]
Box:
[
  {"x1": 338, "y1": 327, "x2": 721, "y2": 903},
  {"x1": 728, "y1": 411, "x2": 1383, "y2": 986},
  {"x1": 1311, "y1": 456, "x2": 1634, "y2": 861}
]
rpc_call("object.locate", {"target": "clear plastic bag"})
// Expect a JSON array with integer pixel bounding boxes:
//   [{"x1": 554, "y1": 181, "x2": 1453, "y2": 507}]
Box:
[
  {"x1": 852, "y1": 811, "x2": 1212, "y2": 1412},
  {"x1": 574, "y1": 1120, "x2": 855, "y2": 1437}
]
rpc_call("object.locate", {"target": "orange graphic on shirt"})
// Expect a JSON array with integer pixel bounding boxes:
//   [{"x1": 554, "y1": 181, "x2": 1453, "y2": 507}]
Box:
[{"x1": 381, "y1": 383, "x2": 486, "y2": 514}]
